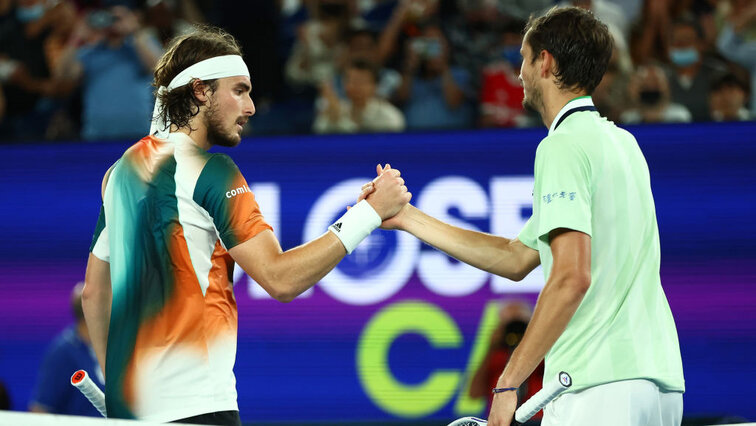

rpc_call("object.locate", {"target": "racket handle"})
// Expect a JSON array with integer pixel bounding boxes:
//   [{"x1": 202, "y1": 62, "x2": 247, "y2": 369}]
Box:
[
  {"x1": 71, "y1": 370, "x2": 107, "y2": 417},
  {"x1": 514, "y1": 371, "x2": 571, "y2": 423}
]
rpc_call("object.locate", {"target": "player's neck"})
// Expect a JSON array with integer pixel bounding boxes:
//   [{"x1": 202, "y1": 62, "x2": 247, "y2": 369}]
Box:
[
  {"x1": 176, "y1": 120, "x2": 212, "y2": 151},
  {"x1": 541, "y1": 88, "x2": 588, "y2": 129}
]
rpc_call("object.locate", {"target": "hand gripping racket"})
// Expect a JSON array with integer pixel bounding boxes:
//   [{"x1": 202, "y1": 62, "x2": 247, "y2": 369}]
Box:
[
  {"x1": 71, "y1": 369, "x2": 107, "y2": 417},
  {"x1": 447, "y1": 371, "x2": 572, "y2": 426}
]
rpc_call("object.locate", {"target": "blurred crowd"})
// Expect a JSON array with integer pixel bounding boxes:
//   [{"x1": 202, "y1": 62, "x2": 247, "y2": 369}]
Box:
[{"x1": 0, "y1": 0, "x2": 754, "y2": 143}]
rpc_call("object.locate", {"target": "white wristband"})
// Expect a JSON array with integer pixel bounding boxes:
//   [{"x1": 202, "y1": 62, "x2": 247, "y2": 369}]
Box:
[{"x1": 329, "y1": 200, "x2": 382, "y2": 254}]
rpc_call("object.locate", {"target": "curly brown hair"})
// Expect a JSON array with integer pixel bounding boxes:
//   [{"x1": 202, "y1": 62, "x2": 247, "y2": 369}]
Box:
[{"x1": 153, "y1": 26, "x2": 243, "y2": 131}]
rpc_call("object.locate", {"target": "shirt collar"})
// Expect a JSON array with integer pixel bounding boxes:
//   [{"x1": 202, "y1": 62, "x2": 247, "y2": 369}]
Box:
[{"x1": 548, "y1": 96, "x2": 595, "y2": 135}]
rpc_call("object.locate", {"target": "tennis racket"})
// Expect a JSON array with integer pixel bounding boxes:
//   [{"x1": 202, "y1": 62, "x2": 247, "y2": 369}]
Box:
[
  {"x1": 71, "y1": 369, "x2": 107, "y2": 417},
  {"x1": 447, "y1": 371, "x2": 572, "y2": 426}
]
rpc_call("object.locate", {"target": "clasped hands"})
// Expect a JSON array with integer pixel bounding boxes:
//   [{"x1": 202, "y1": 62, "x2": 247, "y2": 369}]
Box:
[{"x1": 355, "y1": 164, "x2": 412, "y2": 228}]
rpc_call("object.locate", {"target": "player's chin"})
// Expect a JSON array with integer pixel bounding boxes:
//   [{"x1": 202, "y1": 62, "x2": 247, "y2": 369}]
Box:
[{"x1": 228, "y1": 134, "x2": 242, "y2": 147}]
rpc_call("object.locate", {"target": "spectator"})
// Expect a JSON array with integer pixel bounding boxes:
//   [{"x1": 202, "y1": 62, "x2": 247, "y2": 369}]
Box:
[
  {"x1": 395, "y1": 23, "x2": 474, "y2": 130},
  {"x1": 630, "y1": 0, "x2": 671, "y2": 65},
  {"x1": 333, "y1": 27, "x2": 401, "y2": 100},
  {"x1": 285, "y1": 0, "x2": 351, "y2": 91},
  {"x1": 469, "y1": 300, "x2": 544, "y2": 418},
  {"x1": 621, "y1": 63, "x2": 692, "y2": 124},
  {"x1": 716, "y1": 0, "x2": 756, "y2": 117},
  {"x1": 143, "y1": 0, "x2": 196, "y2": 48},
  {"x1": 314, "y1": 59, "x2": 404, "y2": 133},
  {"x1": 29, "y1": 282, "x2": 104, "y2": 417},
  {"x1": 709, "y1": 73, "x2": 751, "y2": 121},
  {"x1": 605, "y1": 0, "x2": 643, "y2": 25},
  {"x1": 443, "y1": 0, "x2": 503, "y2": 90},
  {"x1": 55, "y1": 5, "x2": 163, "y2": 141},
  {"x1": 564, "y1": 0, "x2": 631, "y2": 50},
  {"x1": 593, "y1": 42, "x2": 633, "y2": 123},
  {"x1": 664, "y1": 17, "x2": 727, "y2": 121},
  {"x1": 478, "y1": 19, "x2": 527, "y2": 128},
  {"x1": 0, "y1": 0, "x2": 75, "y2": 140},
  {"x1": 377, "y1": 0, "x2": 439, "y2": 69},
  {"x1": 498, "y1": 0, "x2": 553, "y2": 22}
]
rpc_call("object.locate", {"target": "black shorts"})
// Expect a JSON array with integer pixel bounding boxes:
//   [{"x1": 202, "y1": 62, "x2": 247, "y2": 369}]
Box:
[{"x1": 173, "y1": 410, "x2": 242, "y2": 426}]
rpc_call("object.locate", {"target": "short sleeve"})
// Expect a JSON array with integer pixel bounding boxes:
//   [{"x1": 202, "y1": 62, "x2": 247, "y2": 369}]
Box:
[
  {"x1": 517, "y1": 216, "x2": 539, "y2": 250},
  {"x1": 533, "y1": 138, "x2": 592, "y2": 242},
  {"x1": 193, "y1": 154, "x2": 272, "y2": 249},
  {"x1": 89, "y1": 205, "x2": 110, "y2": 262}
]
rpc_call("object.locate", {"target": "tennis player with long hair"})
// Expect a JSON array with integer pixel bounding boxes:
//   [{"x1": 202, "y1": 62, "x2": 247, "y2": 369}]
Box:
[
  {"x1": 81, "y1": 26, "x2": 410, "y2": 425},
  {"x1": 362, "y1": 7, "x2": 685, "y2": 426}
]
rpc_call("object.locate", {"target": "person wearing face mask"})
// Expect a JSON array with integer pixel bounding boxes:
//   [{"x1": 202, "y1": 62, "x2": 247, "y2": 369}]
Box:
[
  {"x1": 621, "y1": 64, "x2": 691, "y2": 124},
  {"x1": 664, "y1": 17, "x2": 727, "y2": 122}
]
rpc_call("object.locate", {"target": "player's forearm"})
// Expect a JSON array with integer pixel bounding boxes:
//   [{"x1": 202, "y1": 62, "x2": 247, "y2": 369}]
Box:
[
  {"x1": 82, "y1": 253, "x2": 112, "y2": 376},
  {"x1": 259, "y1": 232, "x2": 346, "y2": 302},
  {"x1": 400, "y1": 205, "x2": 530, "y2": 280},
  {"x1": 495, "y1": 272, "x2": 589, "y2": 389}
]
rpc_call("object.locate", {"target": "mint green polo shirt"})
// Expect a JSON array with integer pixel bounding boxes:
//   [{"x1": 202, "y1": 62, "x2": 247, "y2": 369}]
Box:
[{"x1": 518, "y1": 97, "x2": 685, "y2": 393}]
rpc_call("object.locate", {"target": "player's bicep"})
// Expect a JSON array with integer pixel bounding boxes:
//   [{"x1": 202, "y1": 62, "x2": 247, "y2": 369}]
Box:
[
  {"x1": 85, "y1": 252, "x2": 111, "y2": 290},
  {"x1": 548, "y1": 228, "x2": 591, "y2": 289}
]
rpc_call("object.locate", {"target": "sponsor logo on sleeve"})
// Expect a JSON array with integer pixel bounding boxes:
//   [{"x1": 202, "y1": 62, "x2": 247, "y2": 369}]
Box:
[{"x1": 226, "y1": 185, "x2": 252, "y2": 199}]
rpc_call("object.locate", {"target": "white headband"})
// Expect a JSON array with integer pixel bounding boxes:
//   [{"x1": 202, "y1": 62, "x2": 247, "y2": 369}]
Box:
[{"x1": 150, "y1": 55, "x2": 250, "y2": 138}]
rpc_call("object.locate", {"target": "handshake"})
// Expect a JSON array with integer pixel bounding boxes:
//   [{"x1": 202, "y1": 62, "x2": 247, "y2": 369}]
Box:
[
  {"x1": 327, "y1": 164, "x2": 414, "y2": 255},
  {"x1": 355, "y1": 164, "x2": 413, "y2": 229}
]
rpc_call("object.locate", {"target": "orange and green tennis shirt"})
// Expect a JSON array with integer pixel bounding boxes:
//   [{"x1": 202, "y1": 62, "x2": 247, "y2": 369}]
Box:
[{"x1": 89, "y1": 132, "x2": 271, "y2": 422}]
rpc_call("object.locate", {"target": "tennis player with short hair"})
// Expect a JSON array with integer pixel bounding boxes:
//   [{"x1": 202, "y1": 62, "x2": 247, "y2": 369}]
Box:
[
  {"x1": 364, "y1": 7, "x2": 685, "y2": 426},
  {"x1": 81, "y1": 27, "x2": 410, "y2": 425}
]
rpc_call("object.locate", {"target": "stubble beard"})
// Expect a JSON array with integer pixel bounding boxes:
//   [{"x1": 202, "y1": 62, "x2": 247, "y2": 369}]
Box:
[
  {"x1": 522, "y1": 78, "x2": 544, "y2": 117},
  {"x1": 205, "y1": 99, "x2": 241, "y2": 148}
]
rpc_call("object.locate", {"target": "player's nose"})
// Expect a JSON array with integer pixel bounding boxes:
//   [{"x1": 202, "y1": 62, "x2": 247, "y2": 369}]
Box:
[{"x1": 244, "y1": 96, "x2": 255, "y2": 117}]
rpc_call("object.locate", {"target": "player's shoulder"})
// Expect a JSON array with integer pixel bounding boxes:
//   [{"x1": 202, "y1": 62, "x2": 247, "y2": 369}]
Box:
[
  {"x1": 536, "y1": 131, "x2": 583, "y2": 158},
  {"x1": 193, "y1": 153, "x2": 242, "y2": 199},
  {"x1": 201, "y1": 153, "x2": 240, "y2": 176}
]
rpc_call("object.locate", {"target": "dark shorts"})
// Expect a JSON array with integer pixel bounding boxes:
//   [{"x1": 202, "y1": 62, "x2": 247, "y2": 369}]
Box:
[{"x1": 173, "y1": 410, "x2": 242, "y2": 426}]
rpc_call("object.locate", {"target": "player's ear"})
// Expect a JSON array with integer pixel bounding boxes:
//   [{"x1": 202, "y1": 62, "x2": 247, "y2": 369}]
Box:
[
  {"x1": 192, "y1": 79, "x2": 211, "y2": 104},
  {"x1": 540, "y1": 50, "x2": 553, "y2": 79}
]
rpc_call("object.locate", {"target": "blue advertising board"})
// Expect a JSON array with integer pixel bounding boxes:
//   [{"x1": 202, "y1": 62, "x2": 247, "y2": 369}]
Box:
[{"x1": 0, "y1": 122, "x2": 755, "y2": 422}]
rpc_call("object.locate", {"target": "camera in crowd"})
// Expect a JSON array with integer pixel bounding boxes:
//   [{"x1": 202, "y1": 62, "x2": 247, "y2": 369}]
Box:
[
  {"x1": 87, "y1": 8, "x2": 118, "y2": 29},
  {"x1": 410, "y1": 37, "x2": 442, "y2": 59},
  {"x1": 500, "y1": 319, "x2": 528, "y2": 350}
]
